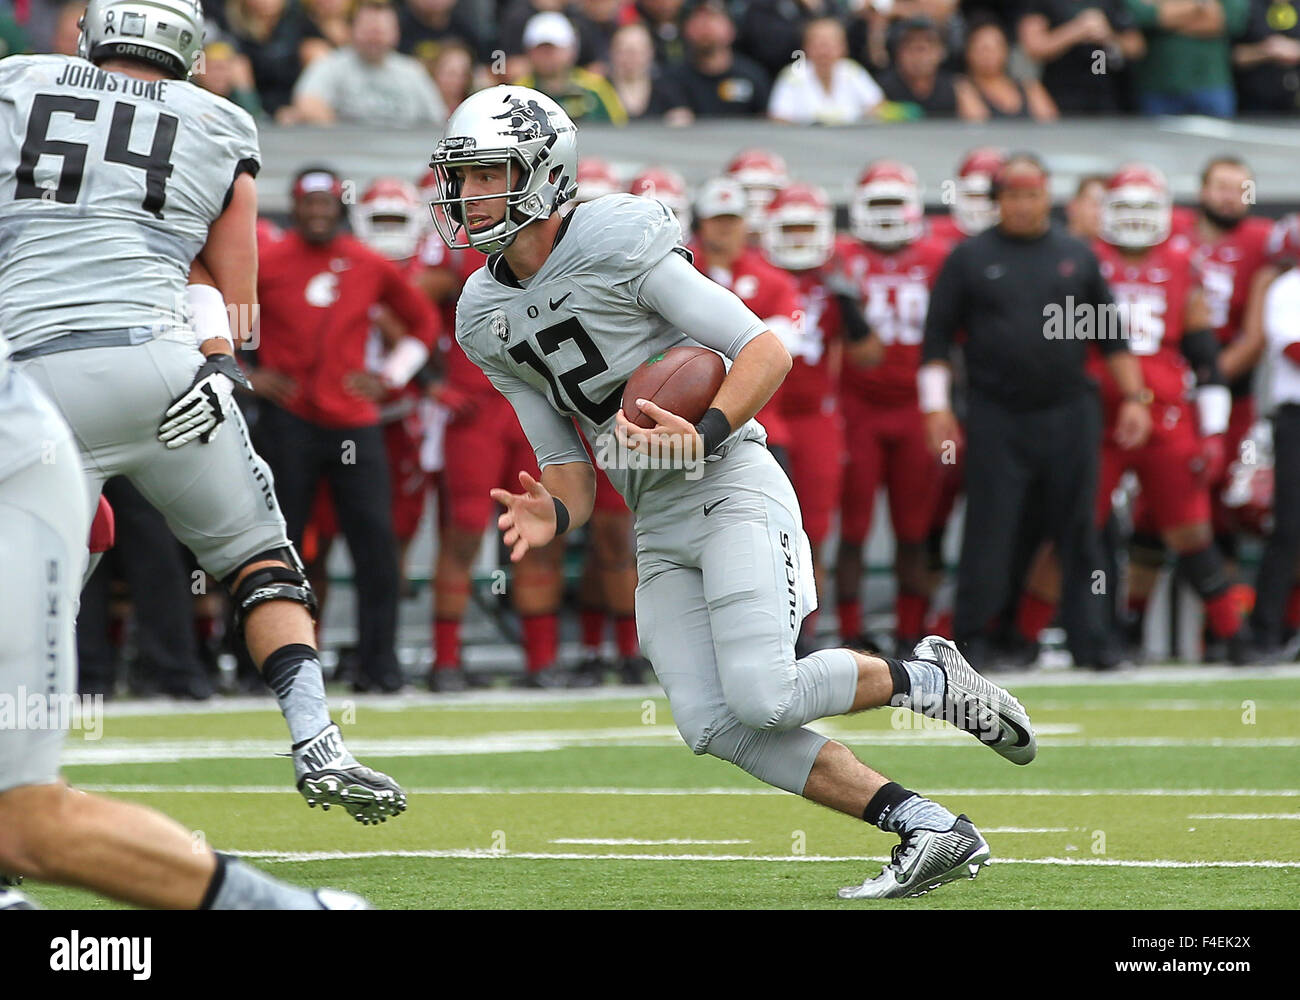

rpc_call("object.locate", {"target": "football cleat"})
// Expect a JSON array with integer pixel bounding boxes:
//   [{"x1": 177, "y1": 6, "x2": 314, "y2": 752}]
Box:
[
  {"x1": 293, "y1": 723, "x2": 407, "y2": 825},
  {"x1": 912, "y1": 635, "x2": 1038, "y2": 765},
  {"x1": 0, "y1": 887, "x2": 40, "y2": 909},
  {"x1": 839, "y1": 815, "x2": 991, "y2": 900},
  {"x1": 314, "y1": 888, "x2": 372, "y2": 910}
]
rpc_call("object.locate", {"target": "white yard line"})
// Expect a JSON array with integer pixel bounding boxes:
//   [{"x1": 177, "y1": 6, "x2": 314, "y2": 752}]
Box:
[
  {"x1": 73, "y1": 783, "x2": 1300, "y2": 798},
  {"x1": 550, "y1": 838, "x2": 752, "y2": 845},
  {"x1": 228, "y1": 848, "x2": 1300, "y2": 869},
  {"x1": 979, "y1": 827, "x2": 1071, "y2": 833},
  {"x1": 1188, "y1": 813, "x2": 1300, "y2": 820}
]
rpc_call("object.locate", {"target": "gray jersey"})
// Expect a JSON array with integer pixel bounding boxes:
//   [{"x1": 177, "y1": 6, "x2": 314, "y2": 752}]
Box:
[
  {"x1": 0, "y1": 54, "x2": 259, "y2": 351},
  {"x1": 456, "y1": 194, "x2": 768, "y2": 511}
]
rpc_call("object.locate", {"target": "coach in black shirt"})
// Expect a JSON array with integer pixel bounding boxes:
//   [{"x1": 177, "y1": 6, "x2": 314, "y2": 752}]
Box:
[{"x1": 920, "y1": 154, "x2": 1152, "y2": 670}]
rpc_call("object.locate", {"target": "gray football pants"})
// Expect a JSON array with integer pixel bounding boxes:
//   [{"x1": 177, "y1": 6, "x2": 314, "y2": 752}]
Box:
[
  {"x1": 0, "y1": 387, "x2": 88, "y2": 792},
  {"x1": 634, "y1": 441, "x2": 859, "y2": 794},
  {"x1": 17, "y1": 334, "x2": 289, "y2": 581}
]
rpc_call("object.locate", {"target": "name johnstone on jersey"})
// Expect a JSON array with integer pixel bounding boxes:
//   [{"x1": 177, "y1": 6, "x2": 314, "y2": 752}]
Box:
[{"x1": 55, "y1": 62, "x2": 170, "y2": 101}]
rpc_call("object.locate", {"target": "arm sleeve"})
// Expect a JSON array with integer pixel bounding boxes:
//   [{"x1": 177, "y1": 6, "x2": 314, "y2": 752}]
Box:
[
  {"x1": 483, "y1": 367, "x2": 592, "y2": 470},
  {"x1": 921, "y1": 245, "x2": 968, "y2": 364},
  {"x1": 1181, "y1": 327, "x2": 1225, "y2": 385},
  {"x1": 633, "y1": 251, "x2": 769, "y2": 359}
]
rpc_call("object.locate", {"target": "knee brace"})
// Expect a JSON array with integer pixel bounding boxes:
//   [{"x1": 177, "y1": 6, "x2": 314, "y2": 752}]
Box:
[
  {"x1": 224, "y1": 546, "x2": 320, "y2": 637},
  {"x1": 1176, "y1": 545, "x2": 1231, "y2": 601}
]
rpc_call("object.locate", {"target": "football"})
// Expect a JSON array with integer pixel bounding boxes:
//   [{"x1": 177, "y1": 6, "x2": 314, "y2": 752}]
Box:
[{"x1": 622, "y1": 346, "x2": 726, "y2": 428}]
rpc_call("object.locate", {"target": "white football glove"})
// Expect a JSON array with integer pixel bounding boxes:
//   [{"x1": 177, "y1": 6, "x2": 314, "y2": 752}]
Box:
[{"x1": 158, "y1": 354, "x2": 251, "y2": 449}]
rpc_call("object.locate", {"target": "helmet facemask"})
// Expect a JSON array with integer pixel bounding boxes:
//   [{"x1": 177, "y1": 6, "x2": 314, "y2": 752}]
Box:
[{"x1": 1101, "y1": 189, "x2": 1171, "y2": 250}]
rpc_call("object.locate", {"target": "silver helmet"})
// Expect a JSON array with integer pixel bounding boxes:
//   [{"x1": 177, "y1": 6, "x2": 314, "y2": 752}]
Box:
[
  {"x1": 427, "y1": 85, "x2": 578, "y2": 254},
  {"x1": 78, "y1": 0, "x2": 205, "y2": 81}
]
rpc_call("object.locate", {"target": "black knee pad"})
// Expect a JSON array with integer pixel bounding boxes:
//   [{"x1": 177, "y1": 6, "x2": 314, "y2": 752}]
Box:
[
  {"x1": 224, "y1": 546, "x2": 320, "y2": 636},
  {"x1": 1176, "y1": 545, "x2": 1231, "y2": 601},
  {"x1": 1129, "y1": 532, "x2": 1166, "y2": 571}
]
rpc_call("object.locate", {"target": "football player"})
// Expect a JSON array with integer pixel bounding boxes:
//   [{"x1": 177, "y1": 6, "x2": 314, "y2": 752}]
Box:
[
  {"x1": 428, "y1": 85, "x2": 1039, "y2": 899},
  {"x1": 760, "y1": 182, "x2": 849, "y2": 655},
  {"x1": 724, "y1": 147, "x2": 789, "y2": 243},
  {"x1": 628, "y1": 165, "x2": 693, "y2": 235},
  {"x1": 0, "y1": 1, "x2": 373, "y2": 907},
  {"x1": 930, "y1": 147, "x2": 1004, "y2": 244},
  {"x1": 1017, "y1": 166, "x2": 1251, "y2": 662},
  {"x1": 835, "y1": 160, "x2": 953, "y2": 656},
  {"x1": 417, "y1": 195, "x2": 568, "y2": 690}
]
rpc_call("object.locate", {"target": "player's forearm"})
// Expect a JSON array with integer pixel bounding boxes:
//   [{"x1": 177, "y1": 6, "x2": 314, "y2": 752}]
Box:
[
  {"x1": 187, "y1": 257, "x2": 233, "y2": 358},
  {"x1": 542, "y1": 461, "x2": 596, "y2": 534},
  {"x1": 198, "y1": 173, "x2": 259, "y2": 348},
  {"x1": 1105, "y1": 350, "x2": 1146, "y2": 398},
  {"x1": 708, "y1": 330, "x2": 792, "y2": 430}
]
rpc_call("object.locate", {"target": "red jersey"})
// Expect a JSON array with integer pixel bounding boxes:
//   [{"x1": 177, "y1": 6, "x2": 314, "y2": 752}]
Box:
[
  {"x1": 838, "y1": 233, "x2": 952, "y2": 407},
  {"x1": 781, "y1": 261, "x2": 845, "y2": 416},
  {"x1": 1093, "y1": 236, "x2": 1199, "y2": 413},
  {"x1": 417, "y1": 235, "x2": 491, "y2": 394},
  {"x1": 257, "y1": 230, "x2": 440, "y2": 428},
  {"x1": 688, "y1": 244, "x2": 801, "y2": 448},
  {"x1": 926, "y1": 215, "x2": 966, "y2": 246},
  {"x1": 1170, "y1": 210, "x2": 1273, "y2": 346}
]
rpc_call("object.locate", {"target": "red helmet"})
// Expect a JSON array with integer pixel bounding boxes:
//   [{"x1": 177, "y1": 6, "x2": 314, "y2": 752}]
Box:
[
  {"x1": 762, "y1": 182, "x2": 834, "y2": 271},
  {"x1": 1268, "y1": 213, "x2": 1300, "y2": 268},
  {"x1": 576, "y1": 157, "x2": 622, "y2": 203},
  {"x1": 850, "y1": 159, "x2": 923, "y2": 249},
  {"x1": 350, "y1": 178, "x2": 423, "y2": 261},
  {"x1": 725, "y1": 148, "x2": 790, "y2": 232},
  {"x1": 628, "y1": 165, "x2": 692, "y2": 232},
  {"x1": 1101, "y1": 164, "x2": 1172, "y2": 249},
  {"x1": 953, "y1": 147, "x2": 1004, "y2": 236}
]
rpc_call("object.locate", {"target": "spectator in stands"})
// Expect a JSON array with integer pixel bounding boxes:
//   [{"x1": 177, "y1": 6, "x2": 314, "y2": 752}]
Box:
[
  {"x1": 50, "y1": 0, "x2": 84, "y2": 55},
  {"x1": 226, "y1": 0, "x2": 331, "y2": 118},
  {"x1": 737, "y1": 0, "x2": 841, "y2": 79},
  {"x1": 397, "y1": 0, "x2": 485, "y2": 71},
  {"x1": 252, "y1": 167, "x2": 440, "y2": 693},
  {"x1": 1018, "y1": 2, "x2": 1145, "y2": 114},
  {"x1": 629, "y1": 0, "x2": 690, "y2": 67},
  {"x1": 0, "y1": 1, "x2": 29, "y2": 58},
  {"x1": 768, "y1": 16, "x2": 883, "y2": 123},
  {"x1": 849, "y1": 0, "x2": 961, "y2": 71},
  {"x1": 1066, "y1": 173, "x2": 1108, "y2": 239},
  {"x1": 430, "y1": 36, "x2": 475, "y2": 113},
  {"x1": 1127, "y1": 0, "x2": 1250, "y2": 117},
  {"x1": 876, "y1": 14, "x2": 981, "y2": 118},
  {"x1": 513, "y1": 11, "x2": 628, "y2": 122},
  {"x1": 960, "y1": 14, "x2": 1058, "y2": 121},
  {"x1": 286, "y1": 0, "x2": 449, "y2": 125},
  {"x1": 499, "y1": 0, "x2": 566, "y2": 78},
  {"x1": 1232, "y1": 0, "x2": 1300, "y2": 113},
  {"x1": 569, "y1": 0, "x2": 624, "y2": 74},
  {"x1": 195, "y1": 40, "x2": 265, "y2": 116},
  {"x1": 658, "y1": 0, "x2": 771, "y2": 123},
  {"x1": 608, "y1": 21, "x2": 677, "y2": 118},
  {"x1": 303, "y1": 0, "x2": 352, "y2": 46}
]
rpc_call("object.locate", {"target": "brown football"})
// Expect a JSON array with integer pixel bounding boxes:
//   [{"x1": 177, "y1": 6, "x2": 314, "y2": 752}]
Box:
[{"x1": 622, "y1": 346, "x2": 726, "y2": 428}]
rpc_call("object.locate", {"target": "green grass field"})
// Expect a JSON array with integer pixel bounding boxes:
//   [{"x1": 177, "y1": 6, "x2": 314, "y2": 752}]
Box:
[{"x1": 26, "y1": 666, "x2": 1300, "y2": 909}]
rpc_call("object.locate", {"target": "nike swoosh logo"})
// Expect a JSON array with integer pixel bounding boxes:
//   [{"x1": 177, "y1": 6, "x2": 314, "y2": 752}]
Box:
[
  {"x1": 703, "y1": 497, "x2": 729, "y2": 516},
  {"x1": 997, "y1": 711, "x2": 1033, "y2": 749},
  {"x1": 549, "y1": 291, "x2": 573, "y2": 311}
]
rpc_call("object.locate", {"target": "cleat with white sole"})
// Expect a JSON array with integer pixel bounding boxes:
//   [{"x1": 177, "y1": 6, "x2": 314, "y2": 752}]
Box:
[
  {"x1": 0, "y1": 887, "x2": 39, "y2": 909},
  {"x1": 839, "y1": 814, "x2": 992, "y2": 900},
  {"x1": 314, "y1": 888, "x2": 372, "y2": 910},
  {"x1": 912, "y1": 635, "x2": 1038, "y2": 765},
  {"x1": 292, "y1": 723, "x2": 407, "y2": 825}
]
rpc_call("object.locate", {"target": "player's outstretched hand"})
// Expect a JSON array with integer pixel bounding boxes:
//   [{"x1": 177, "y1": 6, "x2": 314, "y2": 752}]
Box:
[
  {"x1": 490, "y1": 471, "x2": 557, "y2": 562},
  {"x1": 615, "y1": 398, "x2": 704, "y2": 460}
]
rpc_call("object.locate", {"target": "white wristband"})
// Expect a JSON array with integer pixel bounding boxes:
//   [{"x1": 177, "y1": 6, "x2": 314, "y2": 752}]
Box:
[
  {"x1": 187, "y1": 283, "x2": 232, "y2": 349},
  {"x1": 917, "y1": 363, "x2": 952, "y2": 414},
  {"x1": 380, "y1": 336, "x2": 430, "y2": 389},
  {"x1": 1196, "y1": 384, "x2": 1231, "y2": 437}
]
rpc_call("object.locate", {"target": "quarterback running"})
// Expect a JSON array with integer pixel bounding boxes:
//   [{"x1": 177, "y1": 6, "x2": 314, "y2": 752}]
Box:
[
  {"x1": 428, "y1": 85, "x2": 1039, "y2": 898},
  {"x1": 0, "y1": 0, "x2": 404, "y2": 824}
]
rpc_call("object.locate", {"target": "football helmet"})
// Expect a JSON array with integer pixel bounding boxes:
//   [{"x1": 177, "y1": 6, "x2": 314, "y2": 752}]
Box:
[
  {"x1": 953, "y1": 147, "x2": 1004, "y2": 237},
  {"x1": 628, "y1": 165, "x2": 692, "y2": 232},
  {"x1": 763, "y1": 182, "x2": 834, "y2": 271},
  {"x1": 1101, "y1": 164, "x2": 1172, "y2": 249},
  {"x1": 725, "y1": 148, "x2": 790, "y2": 234},
  {"x1": 427, "y1": 85, "x2": 578, "y2": 254},
  {"x1": 575, "y1": 157, "x2": 622, "y2": 203},
  {"x1": 79, "y1": 0, "x2": 205, "y2": 80},
  {"x1": 1267, "y1": 212, "x2": 1300, "y2": 269},
  {"x1": 351, "y1": 178, "x2": 424, "y2": 262},
  {"x1": 850, "y1": 160, "x2": 923, "y2": 249}
]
